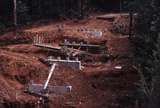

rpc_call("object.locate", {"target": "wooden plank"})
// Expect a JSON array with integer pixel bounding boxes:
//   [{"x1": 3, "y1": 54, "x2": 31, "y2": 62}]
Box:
[
  {"x1": 34, "y1": 44, "x2": 61, "y2": 51},
  {"x1": 25, "y1": 84, "x2": 72, "y2": 96},
  {"x1": 60, "y1": 43, "x2": 103, "y2": 48},
  {"x1": 46, "y1": 58, "x2": 82, "y2": 70}
]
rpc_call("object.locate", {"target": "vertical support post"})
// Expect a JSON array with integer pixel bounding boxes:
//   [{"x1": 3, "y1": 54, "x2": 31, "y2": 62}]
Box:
[
  {"x1": 39, "y1": 36, "x2": 42, "y2": 44},
  {"x1": 37, "y1": 35, "x2": 39, "y2": 44}
]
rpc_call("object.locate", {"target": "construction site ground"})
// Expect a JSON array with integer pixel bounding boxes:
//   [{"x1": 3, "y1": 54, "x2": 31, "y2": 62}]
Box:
[{"x1": 0, "y1": 14, "x2": 138, "y2": 108}]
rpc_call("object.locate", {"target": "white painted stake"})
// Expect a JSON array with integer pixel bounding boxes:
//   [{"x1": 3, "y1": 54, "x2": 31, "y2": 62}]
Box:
[
  {"x1": 13, "y1": 0, "x2": 17, "y2": 26},
  {"x1": 43, "y1": 63, "x2": 56, "y2": 90},
  {"x1": 115, "y1": 66, "x2": 122, "y2": 70}
]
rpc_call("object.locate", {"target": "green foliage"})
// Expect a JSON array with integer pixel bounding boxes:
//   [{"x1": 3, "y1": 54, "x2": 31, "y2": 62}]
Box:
[
  {"x1": 129, "y1": 0, "x2": 160, "y2": 107},
  {"x1": 17, "y1": 0, "x2": 30, "y2": 24}
]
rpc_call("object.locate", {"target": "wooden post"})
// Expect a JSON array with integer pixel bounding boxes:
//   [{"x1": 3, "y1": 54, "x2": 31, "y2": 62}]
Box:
[{"x1": 13, "y1": 0, "x2": 17, "y2": 26}]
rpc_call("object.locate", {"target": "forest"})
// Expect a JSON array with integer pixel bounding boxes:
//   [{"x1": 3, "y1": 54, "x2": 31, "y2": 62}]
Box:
[{"x1": 0, "y1": 0, "x2": 124, "y2": 26}]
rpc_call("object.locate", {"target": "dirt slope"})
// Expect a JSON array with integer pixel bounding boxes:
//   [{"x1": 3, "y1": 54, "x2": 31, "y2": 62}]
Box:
[{"x1": 0, "y1": 14, "x2": 138, "y2": 108}]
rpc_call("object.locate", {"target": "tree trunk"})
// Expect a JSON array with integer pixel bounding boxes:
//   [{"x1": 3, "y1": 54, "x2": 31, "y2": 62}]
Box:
[{"x1": 13, "y1": 0, "x2": 17, "y2": 26}]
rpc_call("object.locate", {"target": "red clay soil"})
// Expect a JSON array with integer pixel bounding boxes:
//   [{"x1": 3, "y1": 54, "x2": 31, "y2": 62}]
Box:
[
  {"x1": 0, "y1": 50, "x2": 49, "y2": 107},
  {"x1": 0, "y1": 14, "x2": 139, "y2": 108}
]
